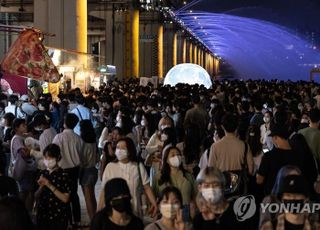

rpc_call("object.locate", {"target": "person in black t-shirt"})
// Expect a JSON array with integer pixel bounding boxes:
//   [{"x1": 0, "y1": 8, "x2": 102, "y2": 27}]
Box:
[
  {"x1": 90, "y1": 178, "x2": 144, "y2": 230},
  {"x1": 257, "y1": 125, "x2": 304, "y2": 195},
  {"x1": 260, "y1": 174, "x2": 320, "y2": 229},
  {"x1": 193, "y1": 167, "x2": 250, "y2": 230},
  {"x1": 35, "y1": 144, "x2": 71, "y2": 230}
]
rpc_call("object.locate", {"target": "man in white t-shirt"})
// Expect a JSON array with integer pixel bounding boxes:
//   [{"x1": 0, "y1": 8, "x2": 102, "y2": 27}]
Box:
[{"x1": 5, "y1": 95, "x2": 24, "y2": 118}]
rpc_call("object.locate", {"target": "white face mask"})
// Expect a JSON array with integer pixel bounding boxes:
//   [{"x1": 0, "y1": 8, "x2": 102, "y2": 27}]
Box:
[
  {"x1": 201, "y1": 188, "x2": 223, "y2": 204},
  {"x1": 38, "y1": 105, "x2": 45, "y2": 111},
  {"x1": 133, "y1": 116, "x2": 138, "y2": 124},
  {"x1": 34, "y1": 126, "x2": 43, "y2": 132},
  {"x1": 210, "y1": 103, "x2": 216, "y2": 109},
  {"x1": 0, "y1": 119, "x2": 5, "y2": 127},
  {"x1": 168, "y1": 155, "x2": 182, "y2": 168},
  {"x1": 160, "y1": 125, "x2": 169, "y2": 131},
  {"x1": 301, "y1": 118, "x2": 309, "y2": 124},
  {"x1": 43, "y1": 159, "x2": 57, "y2": 170},
  {"x1": 263, "y1": 117, "x2": 270, "y2": 124},
  {"x1": 115, "y1": 121, "x2": 122, "y2": 128},
  {"x1": 161, "y1": 134, "x2": 168, "y2": 142},
  {"x1": 92, "y1": 109, "x2": 97, "y2": 113},
  {"x1": 141, "y1": 120, "x2": 146, "y2": 126},
  {"x1": 160, "y1": 204, "x2": 179, "y2": 219},
  {"x1": 115, "y1": 148, "x2": 128, "y2": 161},
  {"x1": 116, "y1": 114, "x2": 121, "y2": 122}
]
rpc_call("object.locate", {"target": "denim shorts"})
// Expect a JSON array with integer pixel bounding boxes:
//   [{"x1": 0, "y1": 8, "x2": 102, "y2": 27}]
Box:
[{"x1": 79, "y1": 167, "x2": 98, "y2": 186}]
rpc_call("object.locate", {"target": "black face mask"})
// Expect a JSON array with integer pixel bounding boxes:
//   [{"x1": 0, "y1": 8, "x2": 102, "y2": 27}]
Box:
[
  {"x1": 282, "y1": 199, "x2": 305, "y2": 214},
  {"x1": 111, "y1": 197, "x2": 131, "y2": 213}
]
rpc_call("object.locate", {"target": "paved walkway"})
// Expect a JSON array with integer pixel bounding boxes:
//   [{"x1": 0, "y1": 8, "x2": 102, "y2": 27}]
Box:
[{"x1": 77, "y1": 178, "x2": 101, "y2": 229}]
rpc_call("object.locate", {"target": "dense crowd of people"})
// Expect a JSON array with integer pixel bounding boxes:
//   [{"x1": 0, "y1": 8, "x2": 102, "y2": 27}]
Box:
[{"x1": 1, "y1": 78, "x2": 320, "y2": 230}]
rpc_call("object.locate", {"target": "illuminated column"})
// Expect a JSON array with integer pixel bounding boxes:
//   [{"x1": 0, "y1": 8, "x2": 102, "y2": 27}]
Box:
[
  {"x1": 194, "y1": 45, "x2": 197, "y2": 64},
  {"x1": 202, "y1": 51, "x2": 205, "y2": 68},
  {"x1": 125, "y1": 6, "x2": 139, "y2": 79},
  {"x1": 182, "y1": 38, "x2": 187, "y2": 63},
  {"x1": 158, "y1": 24, "x2": 164, "y2": 78},
  {"x1": 198, "y1": 49, "x2": 201, "y2": 66},
  {"x1": 173, "y1": 32, "x2": 177, "y2": 66},
  {"x1": 132, "y1": 8, "x2": 139, "y2": 78},
  {"x1": 215, "y1": 58, "x2": 220, "y2": 75},
  {"x1": 34, "y1": 0, "x2": 87, "y2": 66},
  {"x1": 209, "y1": 55, "x2": 213, "y2": 76},
  {"x1": 189, "y1": 43, "x2": 193, "y2": 63}
]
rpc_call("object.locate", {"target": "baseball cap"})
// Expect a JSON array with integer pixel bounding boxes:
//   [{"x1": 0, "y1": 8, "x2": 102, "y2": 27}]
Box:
[{"x1": 278, "y1": 175, "x2": 308, "y2": 197}]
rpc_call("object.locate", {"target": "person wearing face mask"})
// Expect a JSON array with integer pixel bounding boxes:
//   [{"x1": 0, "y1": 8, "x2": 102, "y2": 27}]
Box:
[
  {"x1": 261, "y1": 174, "x2": 320, "y2": 229},
  {"x1": 10, "y1": 118, "x2": 37, "y2": 212},
  {"x1": 193, "y1": 167, "x2": 249, "y2": 229},
  {"x1": 35, "y1": 144, "x2": 71, "y2": 230},
  {"x1": 260, "y1": 111, "x2": 274, "y2": 151},
  {"x1": 298, "y1": 113, "x2": 310, "y2": 130},
  {"x1": 145, "y1": 186, "x2": 185, "y2": 230},
  {"x1": 28, "y1": 114, "x2": 57, "y2": 169},
  {"x1": 146, "y1": 116, "x2": 174, "y2": 160},
  {"x1": 91, "y1": 178, "x2": 144, "y2": 230},
  {"x1": 133, "y1": 110, "x2": 149, "y2": 154},
  {"x1": 152, "y1": 147, "x2": 196, "y2": 223},
  {"x1": 98, "y1": 137, "x2": 158, "y2": 219},
  {"x1": 146, "y1": 117, "x2": 174, "y2": 179},
  {"x1": 259, "y1": 165, "x2": 302, "y2": 228}
]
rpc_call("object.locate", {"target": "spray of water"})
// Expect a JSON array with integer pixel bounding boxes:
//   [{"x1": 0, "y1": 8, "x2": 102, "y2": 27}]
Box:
[{"x1": 176, "y1": 12, "x2": 320, "y2": 80}]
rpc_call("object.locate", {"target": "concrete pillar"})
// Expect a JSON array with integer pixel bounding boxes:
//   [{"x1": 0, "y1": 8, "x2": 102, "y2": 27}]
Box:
[
  {"x1": 158, "y1": 24, "x2": 163, "y2": 78},
  {"x1": 163, "y1": 24, "x2": 174, "y2": 75},
  {"x1": 189, "y1": 43, "x2": 193, "y2": 63},
  {"x1": 125, "y1": 6, "x2": 139, "y2": 79},
  {"x1": 182, "y1": 38, "x2": 187, "y2": 63},
  {"x1": 173, "y1": 32, "x2": 177, "y2": 66},
  {"x1": 215, "y1": 58, "x2": 220, "y2": 75},
  {"x1": 131, "y1": 8, "x2": 139, "y2": 78},
  {"x1": 176, "y1": 32, "x2": 183, "y2": 64},
  {"x1": 194, "y1": 45, "x2": 198, "y2": 64},
  {"x1": 34, "y1": 0, "x2": 87, "y2": 66},
  {"x1": 139, "y1": 20, "x2": 158, "y2": 78}
]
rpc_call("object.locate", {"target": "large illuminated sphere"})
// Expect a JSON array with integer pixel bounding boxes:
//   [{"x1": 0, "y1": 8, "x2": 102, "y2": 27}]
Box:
[{"x1": 164, "y1": 63, "x2": 212, "y2": 88}]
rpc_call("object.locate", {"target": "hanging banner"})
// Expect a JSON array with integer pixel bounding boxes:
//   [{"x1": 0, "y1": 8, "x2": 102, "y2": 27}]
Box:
[
  {"x1": 1, "y1": 73, "x2": 28, "y2": 95},
  {"x1": 1, "y1": 29, "x2": 60, "y2": 83}
]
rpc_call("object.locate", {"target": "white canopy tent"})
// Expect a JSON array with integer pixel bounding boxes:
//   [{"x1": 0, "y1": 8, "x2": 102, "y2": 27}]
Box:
[{"x1": 164, "y1": 63, "x2": 212, "y2": 89}]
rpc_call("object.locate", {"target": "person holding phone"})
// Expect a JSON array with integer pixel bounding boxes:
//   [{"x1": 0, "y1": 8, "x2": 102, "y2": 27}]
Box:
[{"x1": 35, "y1": 144, "x2": 71, "y2": 230}]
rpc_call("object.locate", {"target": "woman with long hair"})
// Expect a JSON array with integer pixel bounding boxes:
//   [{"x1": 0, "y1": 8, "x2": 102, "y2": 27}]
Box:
[
  {"x1": 91, "y1": 178, "x2": 144, "y2": 230},
  {"x1": 145, "y1": 187, "x2": 186, "y2": 230},
  {"x1": 79, "y1": 120, "x2": 99, "y2": 220},
  {"x1": 98, "y1": 137, "x2": 158, "y2": 219},
  {"x1": 260, "y1": 111, "x2": 274, "y2": 151},
  {"x1": 246, "y1": 125, "x2": 263, "y2": 174},
  {"x1": 153, "y1": 146, "x2": 196, "y2": 222}
]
